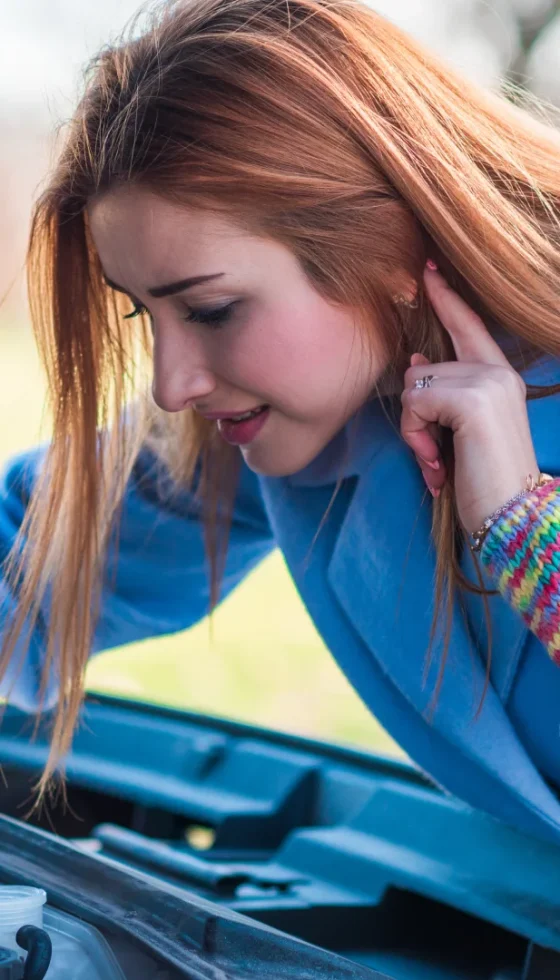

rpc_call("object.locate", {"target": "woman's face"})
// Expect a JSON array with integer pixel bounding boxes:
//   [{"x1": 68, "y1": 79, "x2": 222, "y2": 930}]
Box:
[{"x1": 88, "y1": 185, "x2": 390, "y2": 476}]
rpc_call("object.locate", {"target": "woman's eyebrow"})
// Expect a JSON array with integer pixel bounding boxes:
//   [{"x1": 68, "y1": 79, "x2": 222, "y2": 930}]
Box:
[{"x1": 103, "y1": 272, "x2": 225, "y2": 298}]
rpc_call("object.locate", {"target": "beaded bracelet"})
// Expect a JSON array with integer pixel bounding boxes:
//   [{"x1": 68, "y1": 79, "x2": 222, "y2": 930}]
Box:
[{"x1": 470, "y1": 473, "x2": 554, "y2": 553}]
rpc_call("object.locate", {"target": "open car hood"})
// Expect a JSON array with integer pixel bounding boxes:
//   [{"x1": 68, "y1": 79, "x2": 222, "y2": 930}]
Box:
[{"x1": 0, "y1": 693, "x2": 559, "y2": 978}]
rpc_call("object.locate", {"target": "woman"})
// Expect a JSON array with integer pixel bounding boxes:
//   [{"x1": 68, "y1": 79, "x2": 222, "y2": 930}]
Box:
[{"x1": 1, "y1": 0, "x2": 560, "y2": 844}]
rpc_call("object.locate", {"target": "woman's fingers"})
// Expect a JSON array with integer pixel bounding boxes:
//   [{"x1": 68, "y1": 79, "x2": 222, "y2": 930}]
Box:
[
  {"x1": 402, "y1": 265, "x2": 536, "y2": 520},
  {"x1": 408, "y1": 352, "x2": 445, "y2": 492},
  {"x1": 410, "y1": 353, "x2": 442, "y2": 459},
  {"x1": 406, "y1": 259, "x2": 508, "y2": 495},
  {"x1": 423, "y1": 264, "x2": 510, "y2": 366}
]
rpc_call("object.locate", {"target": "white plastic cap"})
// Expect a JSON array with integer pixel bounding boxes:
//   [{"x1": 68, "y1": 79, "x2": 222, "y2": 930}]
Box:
[{"x1": 0, "y1": 886, "x2": 47, "y2": 954}]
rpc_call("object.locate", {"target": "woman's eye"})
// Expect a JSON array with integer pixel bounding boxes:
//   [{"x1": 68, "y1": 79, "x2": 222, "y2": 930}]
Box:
[
  {"x1": 184, "y1": 302, "x2": 236, "y2": 328},
  {"x1": 123, "y1": 302, "x2": 148, "y2": 320},
  {"x1": 122, "y1": 301, "x2": 236, "y2": 328}
]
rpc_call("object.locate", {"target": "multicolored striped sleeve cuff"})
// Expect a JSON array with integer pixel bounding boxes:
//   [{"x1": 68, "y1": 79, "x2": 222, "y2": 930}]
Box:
[{"x1": 480, "y1": 477, "x2": 560, "y2": 665}]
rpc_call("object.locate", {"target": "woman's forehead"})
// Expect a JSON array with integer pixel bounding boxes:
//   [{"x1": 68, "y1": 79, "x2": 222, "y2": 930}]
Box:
[
  {"x1": 88, "y1": 186, "x2": 243, "y2": 241},
  {"x1": 87, "y1": 186, "x2": 291, "y2": 295}
]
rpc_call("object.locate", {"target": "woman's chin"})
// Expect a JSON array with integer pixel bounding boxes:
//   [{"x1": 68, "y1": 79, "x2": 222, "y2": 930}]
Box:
[{"x1": 240, "y1": 433, "x2": 327, "y2": 478}]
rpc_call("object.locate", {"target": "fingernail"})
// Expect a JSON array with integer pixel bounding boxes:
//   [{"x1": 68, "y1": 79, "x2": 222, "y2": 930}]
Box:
[
  {"x1": 428, "y1": 486, "x2": 441, "y2": 498},
  {"x1": 426, "y1": 259, "x2": 438, "y2": 271},
  {"x1": 421, "y1": 457, "x2": 440, "y2": 471}
]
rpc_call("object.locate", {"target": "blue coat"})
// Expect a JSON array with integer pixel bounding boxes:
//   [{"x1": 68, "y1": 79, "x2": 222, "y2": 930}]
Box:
[{"x1": 2, "y1": 351, "x2": 560, "y2": 845}]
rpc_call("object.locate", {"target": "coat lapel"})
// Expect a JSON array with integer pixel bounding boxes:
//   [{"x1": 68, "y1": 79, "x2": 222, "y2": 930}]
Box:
[{"x1": 458, "y1": 525, "x2": 528, "y2": 703}]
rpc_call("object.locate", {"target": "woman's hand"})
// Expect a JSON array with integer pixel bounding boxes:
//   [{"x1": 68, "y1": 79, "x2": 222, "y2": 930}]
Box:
[{"x1": 401, "y1": 261, "x2": 539, "y2": 536}]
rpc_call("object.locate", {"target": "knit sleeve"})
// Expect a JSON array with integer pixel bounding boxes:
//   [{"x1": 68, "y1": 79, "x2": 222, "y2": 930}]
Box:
[{"x1": 480, "y1": 478, "x2": 560, "y2": 664}]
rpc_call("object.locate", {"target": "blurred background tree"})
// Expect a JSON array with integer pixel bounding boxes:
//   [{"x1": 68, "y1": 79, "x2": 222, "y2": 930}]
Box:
[{"x1": 0, "y1": 0, "x2": 559, "y2": 755}]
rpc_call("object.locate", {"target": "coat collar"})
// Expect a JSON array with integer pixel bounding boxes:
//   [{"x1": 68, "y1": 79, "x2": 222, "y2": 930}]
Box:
[{"x1": 287, "y1": 395, "x2": 401, "y2": 488}]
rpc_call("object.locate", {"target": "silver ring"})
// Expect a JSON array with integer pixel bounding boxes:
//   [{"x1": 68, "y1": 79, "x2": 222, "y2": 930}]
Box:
[{"x1": 413, "y1": 375, "x2": 438, "y2": 389}]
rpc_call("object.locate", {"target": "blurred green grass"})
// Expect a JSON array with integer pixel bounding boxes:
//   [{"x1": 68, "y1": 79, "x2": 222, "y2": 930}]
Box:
[{"x1": 0, "y1": 319, "x2": 401, "y2": 757}]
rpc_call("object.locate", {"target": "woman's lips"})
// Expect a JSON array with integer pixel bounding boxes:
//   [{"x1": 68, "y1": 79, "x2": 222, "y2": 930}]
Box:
[
  {"x1": 200, "y1": 407, "x2": 263, "y2": 420},
  {"x1": 216, "y1": 406, "x2": 270, "y2": 445}
]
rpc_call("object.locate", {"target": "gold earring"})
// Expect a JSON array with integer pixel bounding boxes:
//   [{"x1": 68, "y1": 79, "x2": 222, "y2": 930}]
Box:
[{"x1": 393, "y1": 294, "x2": 419, "y2": 309}]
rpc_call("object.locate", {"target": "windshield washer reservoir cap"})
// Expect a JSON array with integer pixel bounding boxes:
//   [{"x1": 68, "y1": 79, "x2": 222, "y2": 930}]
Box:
[{"x1": 0, "y1": 888, "x2": 46, "y2": 955}]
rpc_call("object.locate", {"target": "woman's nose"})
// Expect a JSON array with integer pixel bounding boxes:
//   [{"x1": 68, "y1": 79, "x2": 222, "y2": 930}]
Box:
[{"x1": 151, "y1": 327, "x2": 216, "y2": 413}]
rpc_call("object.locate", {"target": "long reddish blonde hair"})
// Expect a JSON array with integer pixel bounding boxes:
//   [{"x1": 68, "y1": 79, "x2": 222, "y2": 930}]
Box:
[{"x1": 2, "y1": 0, "x2": 560, "y2": 809}]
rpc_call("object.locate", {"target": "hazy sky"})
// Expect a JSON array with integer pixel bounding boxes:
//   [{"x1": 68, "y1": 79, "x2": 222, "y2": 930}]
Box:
[{"x1": 1, "y1": 0, "x2": 538, "y2": 124}]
